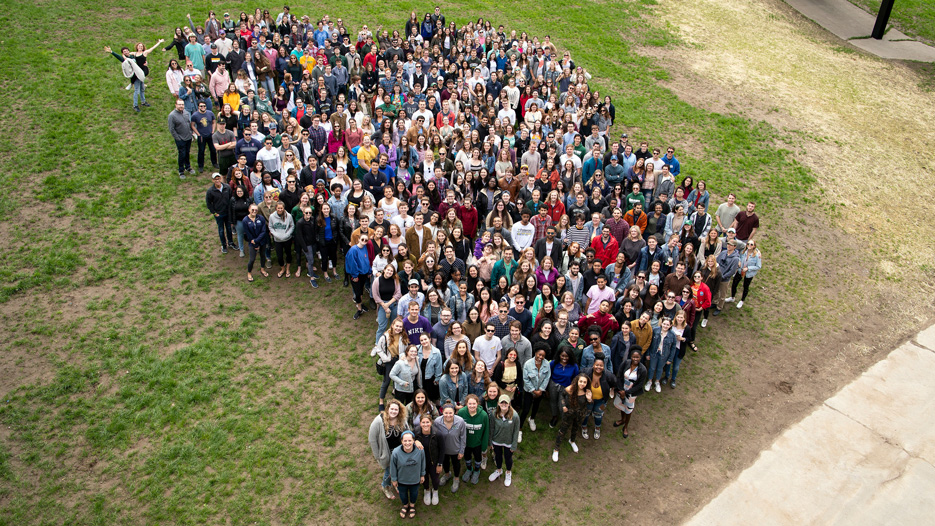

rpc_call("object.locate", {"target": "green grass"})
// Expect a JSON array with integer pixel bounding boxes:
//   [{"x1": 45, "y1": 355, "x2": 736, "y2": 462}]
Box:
[
  {"x1": 0, "y1": 0, "x2": 826, "y2": 524},
  {"x1": 849, "y1": 0, "x2": 935, "y2": 44}
]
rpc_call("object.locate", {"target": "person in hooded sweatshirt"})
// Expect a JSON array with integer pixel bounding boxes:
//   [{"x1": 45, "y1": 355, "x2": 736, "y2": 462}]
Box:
[
  {"x1": 432, "y1": 404, "x2": 466, "y2": 493},
  {"x1": 389, "y1": 430, "x2": 425, "y2": 519}
]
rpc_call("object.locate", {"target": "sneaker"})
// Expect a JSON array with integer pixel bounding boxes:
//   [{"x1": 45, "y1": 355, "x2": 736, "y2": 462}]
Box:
[
  {"x1": 133, "y1": 106, "x2": 141, "y2": 113},
  {"x1": 488, "y1": 470, "x2": 502, "y2": 482},
  {"x1": 187, "y1": 168, "x2": 196, "y2": 175},
  {"x1": 424, "y1": 489, "x2": 431, "y2": 505},
  {"x1": 353, "y1": 310, "x2": 362, "y2": 320},
  {"x1": 594, "y1": 428, "x2": 601, "y2": 440},
  {"x1": 654, "y1": 381, "x2": 662, "y2": 393},
  {"x1": 324, "y1": 275, "x2": 333, "y2": 283},
  {"x1": 504, "y1": 472, "x2": 512, "y2": 487},
  {"x1": 645, "y1": 381, "x2": 653, "y2": 391},
  {"x1": 480, "y1": 455, "x2": 487, "y2": 470},
  {"x1": 179, "y1": 173, "x2": 186, "y2": 180},
  {"x1": 701, "y1": 318, "x2": 707, "y2": 328},
  {"x1": 125, "y1": 84, "x2": 132, "y2": 90},
  {"x1": 569, "y1": 441, "x2": 578, "y2": 453},
  {"x1": 725, "y1": 296, "x2": 735, "y2": 303},
  {"x1": 713, "y1": 309, "x2": 721, "y2": 316},
  {"x1": 431, "y1": 489, "x2": 438, "y2": 505},
  {"x1": 552, "y1": 450, "x2": 559, "y2": 462},
  {"x1": 581, "y1": 429, "x2": 589, "y2": 440},
  {"x1": 737, "y1": 300, "x2": 744, "y2": 309},
  {"x1": 439, "y1": 473, "x2": 451, "y2": 486},
  {"x1": 517, "y1": 430, "x2": 522, "y2": 443},
  {"x1": 528, "y1": 418, "x2": 536, "y2": 432},
  {"x1": 265, "y1": 260, "x2": 272, "y2": 269},
  {"x1": 381, "y1": 485, "x2": 394, "y2": 499},
  {"x1": 239, "y1": 250, "x2": 245, "y2": 258},
  {"x1": 670, "y1": 381, "x2": 677, "y2": 389},
  {"x1": 461, "y1": 469, "x2": 471, "y2": 483},
  {"x1": 470, "y1": 470, "x2": 480, "y2": 484},
  {"x1": 141, "y1": 102, "x2": 151, "y2": 107},
  {"x1": 361, "y1": 304, "x2": 370, "y2": 313},
  {"x1": 221, "y1": 246, "x2": 228, "y2": 254},
  {"x1": 549, "y1": 417, "x2": 558, "y2": 428},
  {"x1": 451, "y1": 479, "x2": 460, "y2": 493},
  {"x1": 310, "y1": 278, "x2": 319, "y2": 289}
]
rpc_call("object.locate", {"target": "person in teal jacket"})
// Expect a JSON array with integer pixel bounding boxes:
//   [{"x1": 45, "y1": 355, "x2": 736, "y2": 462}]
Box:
[{"x1": 457, "y1": 395, "x2": 490, "y2": 486}]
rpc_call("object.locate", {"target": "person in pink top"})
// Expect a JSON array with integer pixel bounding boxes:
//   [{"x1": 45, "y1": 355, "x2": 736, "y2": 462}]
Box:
[{"x1": 584, "y1": 274, "x2": 615, "y2": 315}]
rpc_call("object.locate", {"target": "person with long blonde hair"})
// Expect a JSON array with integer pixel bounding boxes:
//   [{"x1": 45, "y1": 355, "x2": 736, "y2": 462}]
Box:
[
  {"x1": 373, "y1": 317, "x2": 408, "y2": 411},
  {"x1": 368, "y1": 399, "x2": 411, "y2": 500}
]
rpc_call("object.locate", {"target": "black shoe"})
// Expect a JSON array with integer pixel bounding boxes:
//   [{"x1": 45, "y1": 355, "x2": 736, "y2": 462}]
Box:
[
  {"x1": 353, "y1": 310, "x2": 362, "y2": 320},
  {"x1": 613, "y1": 420, "x2": 625, "y2": 428},
  {"x1": 368, "y1": 299, "x2": 377, "y2": 310},
  {"x1": 212, "y1": 163, "x2": 219, "y2": 169},
  {"x1": 133, "y1": 106, "x2": 141, "y2": 113},
  {"x1": 623, "y1": 430, "x2": 629, "y2": 439},
  {"x1": 549, "y1": 417, "x2": 558, "y2": 429},
  {"x1": 221, "y1": 246, "x2": 228, "y2": 254},
  {"x1": 361, "y1": 304, "x2": 370, "y2": 313},
  {"x1": 141, "y1": 102, "x2": 151, "y2": 107},
  {"x1": 713, "y1": 309, "x2": 721, "y2": 316}
]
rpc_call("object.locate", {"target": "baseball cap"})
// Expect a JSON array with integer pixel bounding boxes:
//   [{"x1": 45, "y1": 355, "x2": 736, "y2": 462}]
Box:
[
  {"x1": 408, "y1": 279, "x2": 419, "y2": 286},
  {"x1": 211, "y1": 172, "x2": 222, "y2": 179},
  {"x1": 727, "y1": 228, "x2": 736, "y2": 233}
]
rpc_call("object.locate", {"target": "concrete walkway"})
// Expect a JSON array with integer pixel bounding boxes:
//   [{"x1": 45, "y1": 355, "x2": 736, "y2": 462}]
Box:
[
  {"x1": 784, "y1": 0, "x2": 935, "y2": 61},
  {"x1": 683, "y1": 325, "x2": 935, "y2": 525}
]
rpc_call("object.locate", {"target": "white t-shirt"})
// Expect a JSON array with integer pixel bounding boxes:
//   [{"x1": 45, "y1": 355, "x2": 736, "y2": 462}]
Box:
[
  {"x1": 473, "y1": 336, "x2": 502, "y2": 370},
  {"x1": 511, "y1": 222, "x2": 536, "y2": 251}
]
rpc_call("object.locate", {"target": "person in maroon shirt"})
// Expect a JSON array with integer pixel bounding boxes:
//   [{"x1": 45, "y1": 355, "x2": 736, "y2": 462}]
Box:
[
  {"x1": 457, "y1": 195, "x2": 479, "y2": 240},
  {"x1": 731, "y1": 202, "x2": 759, "y2": 242}
]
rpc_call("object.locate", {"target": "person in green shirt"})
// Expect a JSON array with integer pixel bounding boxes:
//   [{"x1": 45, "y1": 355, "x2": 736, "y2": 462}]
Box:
[
  {"x1": 457, "y1": 395, "x2": 490, "y2": 485},
  {"x1": 625, "y1": 182, "x2": 645, "y2": 212}
]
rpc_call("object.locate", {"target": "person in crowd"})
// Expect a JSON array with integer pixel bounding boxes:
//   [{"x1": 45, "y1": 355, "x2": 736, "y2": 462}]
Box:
[
  {"x1": 433, "y1": 404, "x2": 467, "y2": 493},
  {"x1": 368, "y1": 400, "x2": 411, "y2": 500},
  {"x1": 456, "y1": 394, "x2": 489, "y2": 486},
  {"x1": 487, "y1": 394, "x2": 520, "y2": 486},
  {"x1": 552, "y1": 373, "x2": 591, "y2": 462},
  {"x1": 390, "y1": 430, "x2": 425, "y2": 519}
]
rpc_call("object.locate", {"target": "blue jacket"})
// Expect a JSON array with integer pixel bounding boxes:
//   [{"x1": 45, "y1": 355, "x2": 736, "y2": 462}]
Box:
[
  {"x1": 638, "y1": 246, "x2": 665, "y2": 273},
  {"x1": 716, "y1": 248, "x2": 741, "y2": 281},
  {"x1": 738, "y1": 250, "x2": 762, "y2": 278},
  {"x1": 439, "y1": 372, "x2": 469, "y2": 407},
  {"x1": 252, "y1": 179, "x2": 282, "y2": 204},
  {"x1": 522, "y1": 358, "x2": 551, "y2": 392},
  {"x1": 580, "y1": 343, "x2": 612, "y2": 375},
  {"x1": 361, "y1": 169, "x2": 388, "y2": 197},
  {"x1": 661, "y1": 155, "x2": 680, "y2": 177},
  {"x1": 604, "y1": 263, "x2": 632, "y2": 296},
  {"x1": 419, "y1": 345, "x2": 444, "y2": 384},
  {"x1": 344, "y1": 244, "x2": 372, "y2": 278},
  {"x1": 242, "y1": 214, "x2": 269, "y2": 247},
  {"x1": 649, "y1": 327, "x2": 679, "y2": 363}
]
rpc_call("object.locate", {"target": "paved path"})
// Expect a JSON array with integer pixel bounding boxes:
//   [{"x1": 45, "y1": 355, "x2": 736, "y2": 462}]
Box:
[
  {"x1": 683, "y1": 325, "x2": 935, "y2": 525},
  {"x1": 784, "y1": 0, "x2": 935, "y2": 61}
]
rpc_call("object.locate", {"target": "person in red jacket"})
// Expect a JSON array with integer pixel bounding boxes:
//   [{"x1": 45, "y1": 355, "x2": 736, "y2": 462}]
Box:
[
  {"x1": 457, "y1": 195, "x2": 480, "y2": 240},
  {"x1": 687, "y1": 271, "x2": 713, "y2": 346},
  {"x1": 577, "y1": 299, "x2": 620, "y2": 343},
  {"x1": 590, "y1": 226, "x2": 619, "y2": 269}
]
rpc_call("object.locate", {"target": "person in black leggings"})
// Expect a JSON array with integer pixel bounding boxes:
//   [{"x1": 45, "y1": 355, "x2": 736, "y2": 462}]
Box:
[
  {"x1": 520, "y1": 345, "x2": 550, "y2": 434},
  {"x1": 242, "y1": 204, "x2": 269, "y2": 282},
  {"x1": 317, "y1": 203, "x2": 341, "y2": 283}
]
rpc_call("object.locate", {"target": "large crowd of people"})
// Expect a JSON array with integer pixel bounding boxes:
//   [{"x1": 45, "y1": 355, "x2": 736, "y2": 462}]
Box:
[{"x1": 119, "y1": 4, "x2": 766, "y2": 516}]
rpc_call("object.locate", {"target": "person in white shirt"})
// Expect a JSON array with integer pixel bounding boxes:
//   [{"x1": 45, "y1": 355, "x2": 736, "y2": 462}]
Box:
[
  {"x1": 256, "y1": 137, "x2": 281, "y2": 177},
  {"x1": 559, "y1": 144, "x2": 582, "y2": 177},
  {"x1": 510, "y1": 208, "x2": 536, "y2": 252},
  {"x1": 391, "y1": 201, "x2": 415, "y2": 231},
  {"x1": 412, "y1": 100, "x2": 433, "y2": 130},
  {"x1": 497, "y1": 96, "x2": 516, "y2": 126},
  {"x1": 473, "y1": 321, "x2": 503, "y2": 371}
]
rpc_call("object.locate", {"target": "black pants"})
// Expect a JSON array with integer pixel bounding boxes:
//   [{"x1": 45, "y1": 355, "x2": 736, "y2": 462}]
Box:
[
  {"x1": 422, "y1": 463, "x2": 440, "y2": 490},
  {"x1": 731, "y1": 274, "x2": 754, "y2": 301},
  {"x1": 351, "y1": 275, "x2": 367, "y2": 304},
  {"x1": 442, "y1": 453, "x2": 461, "y2": 476},
  {"x1": 247, "y1": 243, "x2": 267, "y2": 272},
  {"x1": 320, "y1": 240, "x2": 338, "y2": 271},
  {"x1": 274, "y1": 240, "x2": 293, "y2": 266},
  {"x1": 493, "y1": 445, "x2": 513, "y2": 471},
  {"x1": 520, "y1": 391, "x2": 544, "y2": 426},
  {"x1": 196, "y1": 135, "x2": 217, "y2": 169},
  {"x1": 464, "y1": 445, "x2": 482, "y2": 469},
  {"x1": 218, "y1": 154, "x2": 235, "y2": 179},
  {"x1": 175, "y1": 138, "x2": 192, "y2": 174},
  {"x1": 395, "y1": 390, "x2": 414, "y2": 405}
]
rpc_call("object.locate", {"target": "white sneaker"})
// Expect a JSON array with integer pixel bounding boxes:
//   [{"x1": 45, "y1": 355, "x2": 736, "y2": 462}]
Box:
[
  {"x1": 655, "y1": 381, "x2": 662, "y2": 393},
  {"x1": 488, "y1": 469, "x2": 502, "y2": 482},
  {"x1": 451, "y1": 478, "x2": 460, "y2": 493},
  {"x1": 581, "y1": 429, "x2": 589, "y2": 440},
  {"x1": 645, "y1": 381, "x2": 653, "y2": 391},
  {"x1": 480, "y1": 455, "x2": 487, "y2": 470},
  {"x1": 517, "y1": 430, "x2": 523, "y2": 443},
  {"x1": 701, "y1": 318, "x2": 707, "y2": 328},
  {"x1": 725, "y1": 296, "x2": 735, "y2": 303},
  {"x1": 439, "y1": 473, "x2": 451, "y2": 486},
  {"x1": 125, "y1": 84, "x2": 132, "y2": 90},
  {"x1": 504, "y1": 472, "x2": 512, "y2": 487},
  {"x1": 552, "y1": 450, "x2": 559, "y2": 462},
  {"x1": 424, "y1": 489, "x2": 432, "y2": 505},
  {"x1": 594, "y1": 428, "x2": 601, "y2": 440},
  {"x1": 569, "y1": 440, "x2": 579, "y2": 453},
  {"x1": 381, "y1": 485, "x2": 394, "y2": 499},
  {"x1": 528, "y1": 418, "x2": 536, "y2": 431},
  {"x1": 431, "y1": 489, "x2": 439, "y2": 505},
  {"x1": 737, "y1": 300, "x2": 744, "y2": 309}
]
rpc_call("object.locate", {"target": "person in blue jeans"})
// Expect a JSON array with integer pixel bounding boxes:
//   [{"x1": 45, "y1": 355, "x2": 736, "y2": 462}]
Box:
[
  {"x1": 646, "y1": 317, "x2": 677, "y2": 393},
  {"x1": 579, "y1": 353, "x2": 616, "y2": 440},
  {"x1": 168, "y1": 99, "x2": 194, "y2": 178}
]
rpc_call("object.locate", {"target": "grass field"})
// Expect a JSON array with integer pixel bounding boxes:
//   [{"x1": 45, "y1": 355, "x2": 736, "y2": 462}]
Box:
[
  {"x1": 849, "y1": 0, "x2": 935, "y2": 44},
  {"x1": 1, "y1": 0, "x2": 933, "y2": 525}
]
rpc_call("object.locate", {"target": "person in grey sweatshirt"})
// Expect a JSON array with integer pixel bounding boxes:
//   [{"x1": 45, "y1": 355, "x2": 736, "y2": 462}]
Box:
[
  {"x1": 268, "y1": 201, "x2": 295, "y2": 277},
  {"x1": 390, "y1": 430, "x2": 426, "y2": 518},
  {"x1": 168, "y1": 98, "x2": 194, "y2": 178},
  {"x1": 432, "y1": 405, "x2": 466, "y2": 493}
]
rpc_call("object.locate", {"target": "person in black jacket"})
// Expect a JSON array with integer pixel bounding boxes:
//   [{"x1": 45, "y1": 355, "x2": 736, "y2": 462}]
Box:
[
  {"x1": 295, "y1": 207, "x2": 320, "y2": 288},
  {"x1": 612, "y1": 349, "x2": 647, "y2": 438},
  {"x1": 414, "y1": 414, "x2": 443, "y2": 506},
  {"x1": 229, "y1": 186, "x2": 252, "y2": 258},
  {"x1": 205, "y1": 172, "x2": 234, "y2": 253},
  {"x1": 315, "y1": 203, "x2": 347, "y2": 282}
]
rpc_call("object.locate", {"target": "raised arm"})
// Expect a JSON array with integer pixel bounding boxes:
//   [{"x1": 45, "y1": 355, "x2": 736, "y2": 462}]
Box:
[{"x1": 142, "y1": 39, "x2": 165, "y2": 56}]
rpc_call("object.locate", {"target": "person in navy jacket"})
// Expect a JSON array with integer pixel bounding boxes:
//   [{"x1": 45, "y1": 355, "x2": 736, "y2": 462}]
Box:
[
  {"x1": 645, "y1": 317, "x2": 677, "y2": 393},
  {"x1": 242, "y1": 203, "x2": 269, "y2": 282}
]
